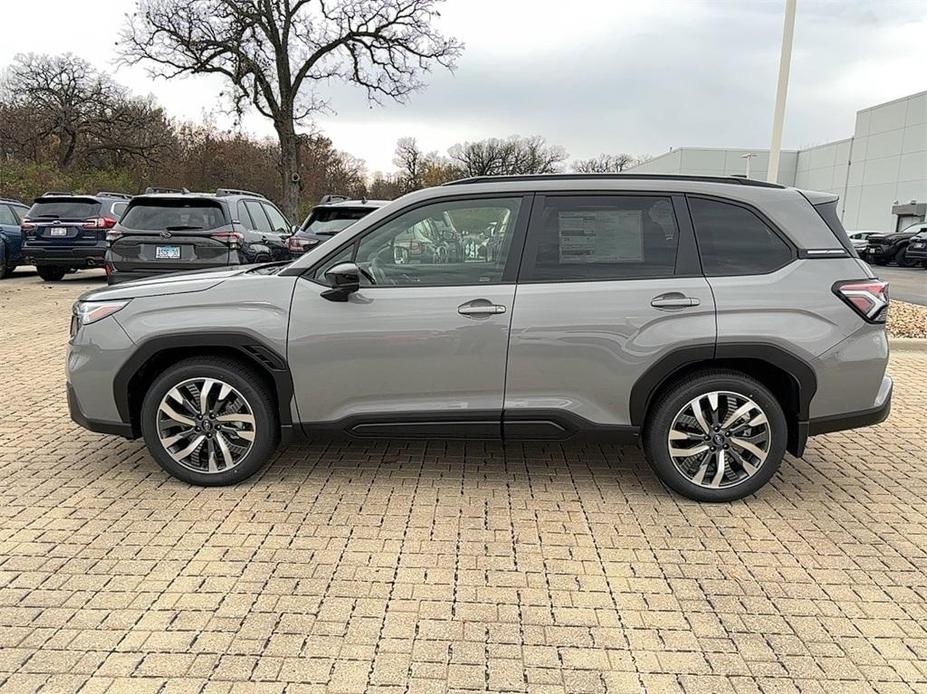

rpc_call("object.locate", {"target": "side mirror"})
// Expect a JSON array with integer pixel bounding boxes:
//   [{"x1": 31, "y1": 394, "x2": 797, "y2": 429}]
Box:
[{"x1": 321, "y1": 262, "x2": 360, "y2": 302}]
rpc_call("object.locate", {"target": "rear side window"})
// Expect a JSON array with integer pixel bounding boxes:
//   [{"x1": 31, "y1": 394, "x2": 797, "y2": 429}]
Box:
[
  {"x1": 521, "y1": 195, "x2": 679, "y2": 281},
  {"x1": 244, "y1": 201, "x2": 273, "y2": 233},
  {"x1": 813, "y1": 200, "x2": 855, "y2": 255},
  {"x1": 120, "y1": 200, "x2": 227, "y2": 231},
  {"x1": 236, "y1": 201, "x2": 254, "y2": 227},
  {"x1": 689, "y1": 198, "x2": 792, "y2": 276},
  {"x1": 27, "y1": 198, "x2": 101, "y2": 220},
  {"x1": 0, "y1": 206, "x2": 17, "y2": 225}
]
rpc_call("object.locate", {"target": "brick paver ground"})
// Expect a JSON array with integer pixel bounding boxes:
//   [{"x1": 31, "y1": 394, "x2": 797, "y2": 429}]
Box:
[{"x1": 1, "y1": 269, "x2": 926, "y2": 694}]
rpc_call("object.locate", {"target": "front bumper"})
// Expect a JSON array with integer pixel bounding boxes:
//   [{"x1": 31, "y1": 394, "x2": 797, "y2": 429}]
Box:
[
  {"x1": 861, "y1": 247, "x2": 896, "y2": 262},
  {"x1": 904, "y1": 244, "x2": 927, "y2": 261},
  {"x1": 25, "y1": 244, "x2": 106, "y2": 267},
  {"x1": 68, "y1": 382, "x2": 135, "y2": 438},
  {"x1": 808, "y1": 375, "x2": 892, "y2": 435}
]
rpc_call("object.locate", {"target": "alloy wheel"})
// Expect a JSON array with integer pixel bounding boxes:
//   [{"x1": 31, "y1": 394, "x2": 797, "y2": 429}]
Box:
[
  {"x1": 667, "y1": 390, "x2": 771, "y2": 490},
  {"x1": 156, "y1": 377, "x2": 256, "y2": 474}
]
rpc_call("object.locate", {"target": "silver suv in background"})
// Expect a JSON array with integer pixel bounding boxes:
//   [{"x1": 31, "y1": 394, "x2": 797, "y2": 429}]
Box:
[{"x1": 67, "y1": 174, "x2": 892, "y2": 502}]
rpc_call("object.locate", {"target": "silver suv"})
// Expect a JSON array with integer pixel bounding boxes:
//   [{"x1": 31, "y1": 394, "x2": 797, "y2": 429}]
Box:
[{"x1": 67, "y1": 175, "x2": 892, "y2": 501}]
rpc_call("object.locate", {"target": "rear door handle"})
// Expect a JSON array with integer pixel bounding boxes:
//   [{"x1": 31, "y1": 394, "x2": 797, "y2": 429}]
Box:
[
  {"x1": 650, "y1": 293, "x2": 700, "y2": 309},
  {"x1": 458, "y1": 300, "x2": 507, "y2": 316}
]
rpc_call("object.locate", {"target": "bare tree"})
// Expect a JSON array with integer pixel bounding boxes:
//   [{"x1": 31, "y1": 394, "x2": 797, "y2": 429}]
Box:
[
  {"x1": 393, "y1": 137, "x2": 425, "y2": 192},
  {"x1": 120, "y1": 0, "x2": 461, "y2": 219},
  {"x1": 2, "y1": 53, "x2": 171, "y2": 169},
  {"x1": 448, "y1": 136, "x2": 567, "y2": 177},
  {"x1": 572, "y1": 153, "x2": 641, "y2": 173}
]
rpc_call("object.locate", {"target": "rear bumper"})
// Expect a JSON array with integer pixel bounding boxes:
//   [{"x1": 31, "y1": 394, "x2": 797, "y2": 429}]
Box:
[
  {"x1": 25, "y1": 244, "x2": 106, "y2": 267},
  {"x1": 808, "y1": 375, "x2": 892, "y2": 436},
  {"x1": 68, "y1": 382, "x2": 135, "y2": 438}
]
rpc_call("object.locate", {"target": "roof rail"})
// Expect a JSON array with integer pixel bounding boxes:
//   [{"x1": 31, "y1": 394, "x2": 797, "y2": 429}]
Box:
[
  {"x1": 96, "y1": 191, "x2": 133, "y2": 199},
  {"x1": 318, "y1": 194, "x2": 349, "y2": 204},
  {"x1": 0, "y1": 197, "x2": 25, "y2": 204},
  {"x1": 442, "y1": 173, "x2": 786, "y2": 189},
  {"x1": 143, "y1": 186, "x2": 190, "y2": 195},
  {"x1": 40, "y1": 191, "x2": 76, "y2": 197},
  {"x1": 216, "y1": 188, "x2": 265, "y2": 198}
]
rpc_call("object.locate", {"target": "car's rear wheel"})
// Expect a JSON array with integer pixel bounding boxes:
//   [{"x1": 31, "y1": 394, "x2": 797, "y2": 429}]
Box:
[
  {"x1": 36, "y1": 266, "x2": 68, "y2": 282},
  {"x1": 140, "y1": 357, "x2": 279, "y2": 486},
  {"x1": 644, "y1": 370, "x2": 787, "y2": 502},
  {"x1": 0, "y1": 243, "x2": 8, "y2": 280}
]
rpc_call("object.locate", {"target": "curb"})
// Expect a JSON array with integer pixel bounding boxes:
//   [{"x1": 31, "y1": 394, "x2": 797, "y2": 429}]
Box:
[{"x1": 890, "y1": 338, "x2": 927, "y2": 353}]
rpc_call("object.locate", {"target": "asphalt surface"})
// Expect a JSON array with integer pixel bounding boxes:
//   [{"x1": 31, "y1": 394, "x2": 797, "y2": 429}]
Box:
[{"x1": 873, "y1": 265, "x2": 927, "y2": 306}]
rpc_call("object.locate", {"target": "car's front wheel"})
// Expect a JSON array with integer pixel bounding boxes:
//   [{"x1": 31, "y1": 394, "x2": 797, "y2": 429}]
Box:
[
  {"x1": 140, "y1": 357, "x2": 279, "y2": 486},
  {"x1": 644, "y1": 370, "x2": 787, "y2": 502},
  {"x1": 895, "y1": 247, "x2": 917, "y2": 267}
]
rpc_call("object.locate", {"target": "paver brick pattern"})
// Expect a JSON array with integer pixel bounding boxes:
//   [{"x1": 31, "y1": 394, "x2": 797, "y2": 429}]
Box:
[{"x1": 1, "y1": 271, "x2": 926, "y2": 693}]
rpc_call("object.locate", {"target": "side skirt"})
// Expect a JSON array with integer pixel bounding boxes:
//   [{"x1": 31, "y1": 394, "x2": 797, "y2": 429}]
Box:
[{"x1": 297, "y1": 410, "x2": 639, "y2": 444}]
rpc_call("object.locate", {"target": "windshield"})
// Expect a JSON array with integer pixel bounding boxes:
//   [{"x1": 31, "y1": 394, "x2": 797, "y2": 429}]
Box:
[
  {"x1": 28, "y1": 198, "x2": 100, "y2": 220},
  {"x1": 120, "y1": 200, "x2": 227, "y2": 231},
  {"x1": 302, "y1": 207, "x2": 373, "y2": 235}
]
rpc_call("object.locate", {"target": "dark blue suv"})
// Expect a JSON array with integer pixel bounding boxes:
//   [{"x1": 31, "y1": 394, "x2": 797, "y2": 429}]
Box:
[
  {"x1": 0, "y1": 198, "x2": 30, "y2": 279},
  {"x1": 21, "y1": 192, "x2": 131, "y2": 281}
]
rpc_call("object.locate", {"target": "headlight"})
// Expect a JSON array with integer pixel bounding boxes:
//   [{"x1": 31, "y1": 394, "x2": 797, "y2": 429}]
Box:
[{"x1": 71, "y1": 300, "x2": 130, "y2": 336}]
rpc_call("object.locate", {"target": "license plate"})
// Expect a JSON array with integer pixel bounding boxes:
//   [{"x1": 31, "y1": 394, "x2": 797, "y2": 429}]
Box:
[
  {"x1": 155, "y1": 245, "x2": 181, "y2": 259},
  {"x1": 49, "y1": 228, "x2": 67, "y2": 237}
]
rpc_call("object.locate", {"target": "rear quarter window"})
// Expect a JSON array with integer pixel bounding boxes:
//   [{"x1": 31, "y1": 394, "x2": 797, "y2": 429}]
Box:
[
  {"x1": 689, "y1": 197, "x2": 793, "y2": 276},
  {"x1": 27, "y1": 198, "x2": 101, "y2": 220},
  {"x1": 120, "y1": 200, "x2": 227, "y2": 231}
]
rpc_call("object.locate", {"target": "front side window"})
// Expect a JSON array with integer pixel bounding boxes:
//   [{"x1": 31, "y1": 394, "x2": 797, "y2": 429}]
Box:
[
  {"x1": 520, "y1": 195, "x2": 679, "y2": 281},
  {"x1": 689, "y1": 197, "x2": 792, "y2": 276},
  {"x1": 262, "y1": 203, "x2": 290, "y2": 233},
  {"x1": 0, "y1": 205, "x2": 17, "y2": 226},
  {"x1": 244, "y1": 201, "x2": 273, "y2": 233},
  {"x1": 351, "y1": 197, "x2": 521, "y2": 286}
]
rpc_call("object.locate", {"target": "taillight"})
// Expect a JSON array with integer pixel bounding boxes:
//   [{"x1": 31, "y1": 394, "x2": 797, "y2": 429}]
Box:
[
  {"x1": 833, "y1": 279, "x2": 889, "y2": 323},
  {"x1": 212, "y1": 231, "x2": 244, "y2": 249},
  {"x1": 106, "y1": 230, "x2": 124, "y2": 243},
  {"x1": 83, "y1": 216, "x2": 117, "y2": 229},
  {"x1": 21, "y1": 219, "x2": 36, "y2": 235},
  {"x1": 287, "y1": 236, "x2": 318, "y2": 252}
]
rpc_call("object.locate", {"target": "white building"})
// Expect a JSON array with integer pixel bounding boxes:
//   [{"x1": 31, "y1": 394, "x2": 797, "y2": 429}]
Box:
[{"x1": 628, "y1": 90, "x2": 927, "y2": 232}]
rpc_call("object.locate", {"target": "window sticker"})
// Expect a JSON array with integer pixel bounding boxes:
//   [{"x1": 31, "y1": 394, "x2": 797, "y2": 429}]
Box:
[{"x1": 558, "y1": 209, "x2": 643, "y2": 264}]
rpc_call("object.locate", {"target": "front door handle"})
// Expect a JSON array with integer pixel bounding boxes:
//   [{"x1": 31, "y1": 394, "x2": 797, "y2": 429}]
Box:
[
  {"x1": 458, "y1": 299, "x2": 507, "y2": 316},
  {"x1": 650, "y1": 293, "x2": 701, "y2": 309}
]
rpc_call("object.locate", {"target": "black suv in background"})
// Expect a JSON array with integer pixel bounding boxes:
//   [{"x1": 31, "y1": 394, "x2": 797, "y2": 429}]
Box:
[
  {"x1": 105, "y1": 188, "x2": 292, "y2": 284},
  {"x1": 287, "y1": 196, "x2": 388, "y2": 256},
  {"x1": 902, "y1": 222, "x2": 927, "y2": 267},
  {"x1": 861, "y1": 223, "x2": 922, "y2": 267},
  {"x1": 22, "y1": 192, "x2": 132, "y2": 281}
]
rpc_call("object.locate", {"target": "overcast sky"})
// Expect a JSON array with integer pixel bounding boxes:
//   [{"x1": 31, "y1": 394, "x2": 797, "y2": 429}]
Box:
[{"x1": 2, "y1": 0, "x2": 925, "y2": 172}]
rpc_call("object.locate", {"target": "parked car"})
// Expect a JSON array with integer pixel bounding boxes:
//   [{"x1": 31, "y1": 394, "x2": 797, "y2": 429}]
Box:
[
  {"x1": 104, "y1": 188, "x2": 292, "y2": 285},
  {"x1": 847, "y1": 230, "x2": 881, "y2": 252},
  {"x1": 286, "y1": 196, "x2": 388, "y2": 256},
  {"x1": 0, "y1": 198, "x2": 30, "y2": 279},
  {"x1": 21, "y1": 192, "x2": 132, "y2": 281},
  {"x1": 68, "y1": 173, "x2": 891, "y2": 502},
  {"x1": 860, "y1": 223, "x2": 923, "y2": 266},
  {"x1": 903, "y1": 223, "x2": 927, "y2": 267}
]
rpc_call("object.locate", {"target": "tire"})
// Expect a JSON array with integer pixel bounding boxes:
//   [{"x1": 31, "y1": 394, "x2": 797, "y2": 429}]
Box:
[
  {"x1": 643, "y1": 369, "x2": 787, "y2": 502},
  {"x1": 0, "y1": 243, "x2": 7, "y2": 280},
  {"x1": 140, "y1": 356, "x2": 279, "y2": 486},
  {"x1": 36, "y1": 266, "x2": 68, "y2": 282},
  {"x1": 895, "y1": 247, "x2": 917, "y2": 268}
]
